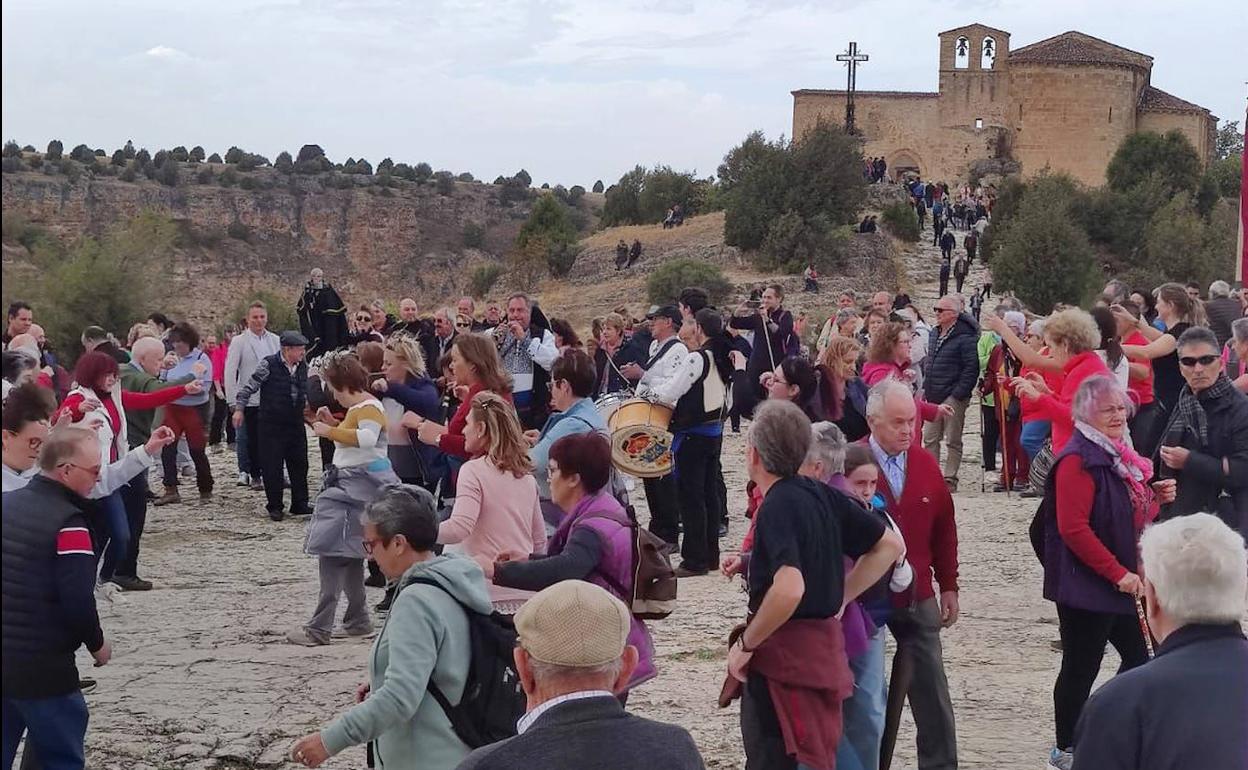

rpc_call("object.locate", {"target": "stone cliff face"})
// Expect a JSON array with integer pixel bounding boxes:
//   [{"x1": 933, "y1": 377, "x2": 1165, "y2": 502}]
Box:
[{"x1": 1, "y1": 170, "x2": 527, "y2": 320}]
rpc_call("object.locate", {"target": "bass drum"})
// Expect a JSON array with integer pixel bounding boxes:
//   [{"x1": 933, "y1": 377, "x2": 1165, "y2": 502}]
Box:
[
  {"x1": 607, "y1": 398, "x2": 674, "y2": 478},
  {"x1": 594, "y1": 391, "x2": 631, "y2": 423}
]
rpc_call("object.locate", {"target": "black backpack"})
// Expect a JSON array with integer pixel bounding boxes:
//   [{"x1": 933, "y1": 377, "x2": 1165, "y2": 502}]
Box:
[{"x1": 402, "y1": 577, "x2": 527, "y2": 748}]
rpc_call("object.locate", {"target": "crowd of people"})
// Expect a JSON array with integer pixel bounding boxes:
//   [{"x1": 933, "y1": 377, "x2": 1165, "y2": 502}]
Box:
[{"x1": 2, "y1": 254, "x2": 1246, "y2": 770}]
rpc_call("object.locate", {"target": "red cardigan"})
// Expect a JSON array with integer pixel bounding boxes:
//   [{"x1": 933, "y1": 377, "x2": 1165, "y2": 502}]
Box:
[
  {"x1": 436, "y1": 383, "x2": 513, "y2": 460},
  {"x1": 870, "y1": 442, "x2": 959, "y2": 601},
  {"x1": 1034, "y1": 351, "x2": 1109, "y2": 453}
]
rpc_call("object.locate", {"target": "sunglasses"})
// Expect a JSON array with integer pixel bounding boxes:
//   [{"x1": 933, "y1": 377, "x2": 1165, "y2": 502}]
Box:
[
  {"x1": 933, "y1": 306, "x2": 954, "y2": 313},
  {"x1": 455, "y1": 321, "x2": 472, "y2": 329},
  {"x1": 356, "y1": 316, "x2": 371, "y2": 323},
  {"x1": 1179, "y1": 354, "x2": 1219, "y2": 368}
]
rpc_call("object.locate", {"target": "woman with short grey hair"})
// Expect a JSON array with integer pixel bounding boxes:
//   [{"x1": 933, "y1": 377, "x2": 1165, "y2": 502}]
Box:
[
  {"x1": 1036, "y1": 374, "x2": 1174, "y2": 767},
  {"x1": 288, "y1": 485, "x2": 494, "y2": 770},
  {"x1": 1229, "y1": 317, "x2": 1248, "y2": 393}
]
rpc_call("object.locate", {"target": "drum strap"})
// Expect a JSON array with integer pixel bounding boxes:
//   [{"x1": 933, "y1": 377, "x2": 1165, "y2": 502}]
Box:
[
  {"x1": 604, "y1": 354, "x2": 635, "y2": 396},
  {"x1": 644, "y1": 339, "x2": 681, "y2": 371}
]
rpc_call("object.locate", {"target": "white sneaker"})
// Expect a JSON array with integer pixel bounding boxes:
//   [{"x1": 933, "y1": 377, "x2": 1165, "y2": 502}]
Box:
[
  {"x1": 236, "y1": 472, "x2": 251, "y2": 487},
  {"x1": 1048, "y1": 747, "x2": 1074, "y2": 770}
]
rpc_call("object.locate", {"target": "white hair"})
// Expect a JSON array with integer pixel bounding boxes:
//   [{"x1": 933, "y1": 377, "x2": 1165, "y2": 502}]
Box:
[
  {"x1": 528, "y1": 657, "x2": 622, "y2": 686},
  {"x1": 866, "y1": 378, "x2": 914, "y2": 418},
  {"x1": 1208, "y1": 280, "x2": 1231, "y2": 299},
  {"x1": 1140, "y1": 513, "x2": 1247, "y2": 627},
  {"x1": 806, "y1": 421, "x2": 847, "y2": 475},
  {"x1": 130, "y1": 337, "x2": 165, "y2": 359},
  {"x1": 1233, "y1": 317, "x2": 1248, "y2": 346}
]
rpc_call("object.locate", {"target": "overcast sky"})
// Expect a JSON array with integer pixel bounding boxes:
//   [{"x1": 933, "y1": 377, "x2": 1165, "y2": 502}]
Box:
[{"x1": 3, "y1": 0, "x2": 1243, "y2": 187}]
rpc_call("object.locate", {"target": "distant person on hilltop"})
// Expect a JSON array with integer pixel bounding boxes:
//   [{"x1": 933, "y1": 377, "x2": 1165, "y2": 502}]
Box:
[
  {"x1": 628, "y1": 239, "x2": 642, "y2": 268},
  {"x1": 615, "y1": 239, "x2": 629, "y2": 270}
]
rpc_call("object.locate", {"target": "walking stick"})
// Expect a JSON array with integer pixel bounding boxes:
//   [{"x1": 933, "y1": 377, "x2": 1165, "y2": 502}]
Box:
[
  {"x1": 995, "y1": 379, "x2": 1011, "y2": 498},
  {"x1": 879, "y1": 642, "x2": 915, "y2": 770},
  {"x1": 1135, "y1": 597, "x2": 1155, "y2": 659}
]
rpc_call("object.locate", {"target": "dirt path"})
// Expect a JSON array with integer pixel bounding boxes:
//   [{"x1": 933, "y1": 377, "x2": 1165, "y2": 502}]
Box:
[{"x1": 80, "y1": 234, "x2": 1094, "y2": 770}]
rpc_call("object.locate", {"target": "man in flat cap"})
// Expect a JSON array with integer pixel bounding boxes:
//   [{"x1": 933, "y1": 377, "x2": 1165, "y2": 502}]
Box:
[
  {"x1": 457, "y1": 581, "x2": 705, "y2": 770},
  {"x1": 232, "y1": 330, "x2": 310, "y2": 520}
]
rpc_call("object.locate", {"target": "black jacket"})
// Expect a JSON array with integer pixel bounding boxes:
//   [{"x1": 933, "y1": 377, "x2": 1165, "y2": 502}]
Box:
[
  {"x1": 1073, "y1": 623, "x2": 1248, "y2": 770},
  {"x1": 1205, "y1": 296, "x2": 1243, "y2": 349},
  {"x1": 2, "y1": 476, "x2": 104, "y2": 698},
  {"x1": 257, "y1": 353, "x2": 309, "y2": 424},
  {"x1": 923, "y1": 313, "x2": 980, "y2": 404},
  {"x1": 457, "y1": 695, "x2": 705, "y2": 770},
  {"x1": 1159, "y1": 383, "x2": 1248, "y2": 538}
]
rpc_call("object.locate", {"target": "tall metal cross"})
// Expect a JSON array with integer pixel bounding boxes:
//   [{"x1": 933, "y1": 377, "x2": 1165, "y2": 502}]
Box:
[{"x1": 836, "y1": 41, "x2": 869, "y2": 134}]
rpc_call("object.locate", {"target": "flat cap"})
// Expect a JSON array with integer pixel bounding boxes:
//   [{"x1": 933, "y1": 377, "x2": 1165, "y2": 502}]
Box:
[
  {"x1": 514, "y1": 580, "x2": 630, "y2": 668},
  {"x1": 279, "y1": 330, "x2": 308, "y2": 347}
]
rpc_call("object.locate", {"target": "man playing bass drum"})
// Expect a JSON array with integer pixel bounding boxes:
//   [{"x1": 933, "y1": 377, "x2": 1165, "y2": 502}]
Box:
[{"x1": 638, "y1": 308, "x2": 733, "y2": 578}]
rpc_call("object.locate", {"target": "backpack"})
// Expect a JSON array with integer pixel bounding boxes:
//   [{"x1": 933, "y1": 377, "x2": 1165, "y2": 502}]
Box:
[
  {"x1": 401, "y1": 577, "x2": 527, "y2": 748},
  {"x1": 584, "y1": 508, "x2": 678, "y2": 620}
]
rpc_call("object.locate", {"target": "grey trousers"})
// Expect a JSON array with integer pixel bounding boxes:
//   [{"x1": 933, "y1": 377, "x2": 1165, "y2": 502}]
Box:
[
  {"x1": 887, "y1": 598, "x2": 958, "y2": 770},
  {"x1": 921, "y1": 398, "x2": 969, "y2": 485},
  {"x1": 305, "y1": 556, "x2": 372, "y2": 643}
]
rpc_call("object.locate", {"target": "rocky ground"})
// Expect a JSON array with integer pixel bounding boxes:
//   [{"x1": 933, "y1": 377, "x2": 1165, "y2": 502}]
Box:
[{"x1": 77, "y1": 230, "x2": 1086, "y2": 770}]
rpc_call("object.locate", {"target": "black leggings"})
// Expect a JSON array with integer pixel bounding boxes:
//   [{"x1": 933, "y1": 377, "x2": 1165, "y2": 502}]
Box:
[{"x1": 1054, "y1": 603, "x2": 1149, "y2": 749}]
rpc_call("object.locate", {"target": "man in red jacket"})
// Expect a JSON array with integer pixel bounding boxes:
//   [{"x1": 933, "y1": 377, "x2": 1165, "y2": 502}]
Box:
[{"x1": 866, "y1": 379, "x2": 960, "y2": 770}]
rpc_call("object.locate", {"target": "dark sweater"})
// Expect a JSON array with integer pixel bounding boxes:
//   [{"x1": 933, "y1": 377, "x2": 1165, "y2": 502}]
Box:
[{"x1": 1073, "y1": 623, "x2": 1248, "y2": 770}]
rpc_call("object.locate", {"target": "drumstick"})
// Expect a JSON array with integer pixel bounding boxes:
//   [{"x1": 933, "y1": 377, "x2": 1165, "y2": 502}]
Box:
[{"x1": 1135, "y1": 597, "x2": 1154, "y2": 659}]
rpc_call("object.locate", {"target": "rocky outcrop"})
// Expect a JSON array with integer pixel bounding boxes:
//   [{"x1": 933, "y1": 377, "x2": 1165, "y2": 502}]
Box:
[{"x1": 1, "y1": 169, "x2": 528, "y2": 319}]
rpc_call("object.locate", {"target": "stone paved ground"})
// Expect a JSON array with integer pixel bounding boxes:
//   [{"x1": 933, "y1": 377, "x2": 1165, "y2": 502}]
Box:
[{"x1": 79, "y1": 232, "x2": 1096, "y2": 770}]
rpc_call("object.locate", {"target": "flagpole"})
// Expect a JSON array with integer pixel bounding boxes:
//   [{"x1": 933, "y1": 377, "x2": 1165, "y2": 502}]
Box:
[{"x1": 1238, "y1": 101, "x2": 1246, "y2": 286}]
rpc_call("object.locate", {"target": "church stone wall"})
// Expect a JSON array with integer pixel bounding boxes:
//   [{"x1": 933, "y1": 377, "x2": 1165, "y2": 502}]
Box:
[
  {"x1": 1137, "y1": 110, "x2": 1215, "y2": 164},
  {"x1": 1008, "y1": 63, "x2": 1142, "y2": 186}
]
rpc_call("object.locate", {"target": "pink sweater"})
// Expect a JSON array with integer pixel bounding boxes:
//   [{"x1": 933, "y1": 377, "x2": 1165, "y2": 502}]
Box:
[{"x1": 439, "y1": 457, "x2": 546, "y2": 606}]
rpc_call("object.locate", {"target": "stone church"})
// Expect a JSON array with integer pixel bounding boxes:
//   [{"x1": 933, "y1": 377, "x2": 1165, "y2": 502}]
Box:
[{"x1": 792, "y1": 24, "x2": 1217, "y2": 187}]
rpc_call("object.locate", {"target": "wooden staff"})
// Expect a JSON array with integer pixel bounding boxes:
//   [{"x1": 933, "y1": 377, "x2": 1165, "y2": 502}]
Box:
[{"x1": 1135, "y1": 597, "x2": 1155, "y2": 659}]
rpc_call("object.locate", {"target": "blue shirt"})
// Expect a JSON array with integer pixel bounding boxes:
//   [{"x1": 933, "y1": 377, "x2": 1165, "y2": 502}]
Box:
[
  {"x1": 869, "y1": 435, "x2": 907, "y2": 499},
  {"x1": 163, "y1": 348, "x2": 212, "y2": 406},
  {"x1": 531, "y1": 398, "x2": 607, "y2": 499}
]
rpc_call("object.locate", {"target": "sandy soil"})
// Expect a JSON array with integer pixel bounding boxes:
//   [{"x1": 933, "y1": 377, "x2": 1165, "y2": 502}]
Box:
[{"x1": 77, "y1": 233, "x2": 1106, "y2": 770}]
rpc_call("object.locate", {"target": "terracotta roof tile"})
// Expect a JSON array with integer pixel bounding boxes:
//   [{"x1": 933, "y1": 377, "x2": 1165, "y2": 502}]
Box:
[
  {"x1": 1009, "y1": 31, "x2": 1152, "y2": 70},
  {"x1": 1138, "y1": 85, "x2": 1208, "y2": 114}
]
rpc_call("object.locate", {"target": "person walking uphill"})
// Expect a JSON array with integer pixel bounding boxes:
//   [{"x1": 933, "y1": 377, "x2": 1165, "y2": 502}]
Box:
[
  {"x1": 287, "y1": 486, "x2": 493, "y2": 770},
  {"x1": 724, "y1": 400, "x2": 903, "y2": 770},
  {"x1": 232, "y1": 331, "x2": 311, "y2": 521},
  {"x1": 2, "y1": 427, "x2": 115, "y2": 770},
  {"x1": 288, "y1": 353, "x2": 400, "y2": 647},
  {"x1": 922, "y1": 296, "x2": 980, "y2": 491}
]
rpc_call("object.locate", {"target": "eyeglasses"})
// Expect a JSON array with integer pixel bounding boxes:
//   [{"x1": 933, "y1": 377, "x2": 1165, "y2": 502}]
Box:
[
  {"x1": 356, "y1": 316, "x2": 372, "y2": 324},
  {"x1": 1179, "y1": 354, "x2": 1219, "y2": 368},
  {"x1": 60, "y1": 462, "x2": 101, "y2": 479},
  {"x1": 455, "y1": 321, "x2": 472, "y2": 329},
  {"x1": 362, "y1": 537, "x2": 385, "y2": 555},
  {"x1": 933, "y1": 306, "x2": 954, "y2": 314}
]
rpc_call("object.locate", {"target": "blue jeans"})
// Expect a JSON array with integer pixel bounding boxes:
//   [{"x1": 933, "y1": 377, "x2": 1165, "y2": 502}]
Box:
[
  {"x1": 96, "y1": 491, "x2": 129, "y2": 582},
  {"x1": 2, "y1": 690, "x2": 89, "y2": 770},
  {"x1": 835, "y1": 628, "x2": 887, "y2": 770},
  {"x1": 1020, "y1": 420, "x2": 1051, "y2": 459},
  {"x1": 235, "y1": 416, "x2": 250, "y2": 475}
]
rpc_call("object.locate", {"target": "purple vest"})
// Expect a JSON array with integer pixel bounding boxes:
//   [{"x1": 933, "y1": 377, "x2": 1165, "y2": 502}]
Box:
[
  {"x1": 549, "y1": 491, "x2": 657, "y2": 689},
  {"x1": 1042, "y1": 431, "x2": 1139, "y2": 615}
]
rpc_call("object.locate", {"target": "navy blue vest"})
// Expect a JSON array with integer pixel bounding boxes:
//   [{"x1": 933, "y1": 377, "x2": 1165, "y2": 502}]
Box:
[
  {"x1": 1041, "y1": 431, "x2": 1139, "y2": 615},
  {"x1": 257, "y1": 352, "x2": 308, "y2": 424}
]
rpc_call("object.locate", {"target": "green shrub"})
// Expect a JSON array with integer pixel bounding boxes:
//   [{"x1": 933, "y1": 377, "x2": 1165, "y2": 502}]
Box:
[
  {"x1": 170, "y1": 146, "x2": 189, "y2": 162},
  {"x1": 592, "y1": 179, "x2": 604, "y2": 193},
  {"x1": 26, "y1": 155, "x2": 43, "y2": 171},
  {"x1": 514, "y1": 169, "x2": 532, "y2": 187},
  {"x1": 468, "y1": 263, "x2": 505, "y2": 298},
  {"x1": 414, "y1": 162, "x2": 433, "y2": 182},
  {"x1": 45, "y1": 140, "x2": 63, "y2": 160},
  {"x1": 1107, "y1": 130, "x2": 1201, "y2": 196},
  {"x1": 879, "y1": 202, "x2": 920, "y2": 242},
  {"x1": 435, "y1": 172, "x2": 455, "y2": 196},
  {"x1": 646, "y1": 259, "x2": 733, "y2": 306},
  {"x1": 196, "y1": 167, "x2": 213, "y2": 184},
  {"x1": 1, "y1": 157, "x2": 22, "y2": 173},
  {"x1": 227, "y1": 221, "x2": 250, "y2": 240},
  {"x1": 757, "y1": 212, "x2": 852, "y2": 273},
  {"x1": 457, "y1": 172, "x2": 474, "y2": 182},
  {"x1": 991, "y1": 190, "x2": 1100, "y2": 312},
  {"x1": 228, "y1": 289, "x2": 299, "y2": 336},
  {"x1": 239, "y1": 175, "x2": 258, "y2": 190},
  {"x1": 2, "y1": 210, "x2": 47, "y2": 250},
  {"x1": 207, "y1": 152, "x2": 223, "y2": 164},
  {"x1": 26, "y1": 211, "x2": 181, "y2": 359},
  {"x1": 157, "y1": 161, "x2": 179, "y2": 187},
  {"x1": 189, "y1": 146, "x2": 205, "y2": 163},
  {"x1": 462, "y1": 221, "x2": 486, "y2": 248},
  {"x1": 2, "y1": 141, "x2": 21, "y2": 158}
]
